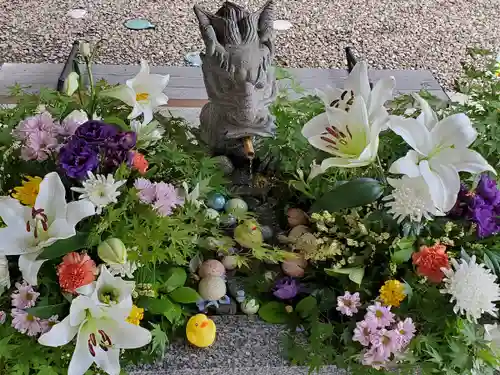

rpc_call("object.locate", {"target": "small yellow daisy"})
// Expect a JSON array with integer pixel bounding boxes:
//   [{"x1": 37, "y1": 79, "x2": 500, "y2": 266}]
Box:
[
  {"x1": 126, "y1": 305, "x2": 145, "y2": 326},
  {"x1": 379, "y1": 280, "x2": 406, "y2": 307},
  {"x1": 12, "y1": 176, "x2": 43, "y2": 207}
]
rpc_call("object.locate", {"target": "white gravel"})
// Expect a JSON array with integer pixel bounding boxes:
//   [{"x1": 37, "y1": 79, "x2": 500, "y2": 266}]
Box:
[{"x1": 0, "y1": 0, "x2": 499, "y2": 89}]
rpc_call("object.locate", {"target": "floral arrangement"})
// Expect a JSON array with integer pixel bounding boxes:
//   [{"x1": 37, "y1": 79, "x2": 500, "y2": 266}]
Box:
[{"x1": 1, "y1": 42, "x2": 500, "y2": 375}]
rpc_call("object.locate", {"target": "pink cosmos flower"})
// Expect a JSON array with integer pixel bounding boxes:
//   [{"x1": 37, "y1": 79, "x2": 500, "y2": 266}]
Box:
[
  {"x1": 361, "y1": 346, "x2": 388, "y2": 370},
  {"x1": 154, "y1": 182, "x2": 184, "y2": 216},
  {"x1": 11, "y1": 309, "x2": 42, "y2": 336},
  {"x1": 11, "y1": 281, "x2": 39, "y2": 309},
  {"x1": 395, "y1": 318, "x2": 416, "y2": 349},
  {"x1": 134, "y1": 178, "x2": 157, "y2": 204},
  {"x1": 40, "y1": 315, "x2": 59, "y2": 334},
  {"x1": 0, "y1": 311, "x2": 6, "y2": 324},
  {"x1": 365, "y1": 302, "x2": 395, "y2": 328},
  {"x1": 336, "y1": 291, "x2": 361, "y2": 316},
  {"x1": 353, "y1": 320, "x2": 373, "y2": 346}
]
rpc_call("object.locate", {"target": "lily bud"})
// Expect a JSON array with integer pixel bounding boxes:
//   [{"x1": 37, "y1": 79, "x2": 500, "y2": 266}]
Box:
[
  {"x1": 63, "y1": 72, "x2": 79, "y2": 96},
  {"x1": 98, "y1": 238, "x2": 127, "y2": 265},
  {"x1": 80, "y1": 41, "x2": 91, "y2": 58}
]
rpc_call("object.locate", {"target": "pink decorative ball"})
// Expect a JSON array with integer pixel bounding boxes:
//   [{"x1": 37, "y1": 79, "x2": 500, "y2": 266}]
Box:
[
  {"x1": 282, "y1": 255, "x2": 308, "y2": 278},
  {"x1": 198, "y1": 259, "x2": 226, "y2": 278}
]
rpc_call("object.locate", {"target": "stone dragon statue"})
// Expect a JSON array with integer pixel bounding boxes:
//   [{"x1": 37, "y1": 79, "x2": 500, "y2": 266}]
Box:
[{"x1": 193, "y1": 0, "x2": 277, "y2": 160}]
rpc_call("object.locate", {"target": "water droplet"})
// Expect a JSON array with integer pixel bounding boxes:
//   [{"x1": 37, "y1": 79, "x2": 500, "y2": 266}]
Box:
[
  {"x1": 124, "y1": 19, "x2": 155, "y2": 30},
  {"x1": 67, "y1": 9, "x2": 87, "y2": 19},
  {"x1": 273, "y1": 20, "x2": 292, "y2": 31}
]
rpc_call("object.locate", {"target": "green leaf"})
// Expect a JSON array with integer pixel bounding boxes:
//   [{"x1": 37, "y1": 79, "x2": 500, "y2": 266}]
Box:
[
  {"x1": 162, "y1": 267, "x2": 187, "y2": 293},
  {"x1": 295, "y1": 296, "x2": 318, "y2": 319},
  {"x1": 391, "y1": 237, "x2": 416, "y2": 264},
  {"x1": 150, "y1": 323, "x2": 169, "y2": 358},
  {"x1": 169, "y1": 287, "x2": 200, "y2": 304},
  {"x1": 102, "y1": 116, "x2": 128, "y2": 130},
  {"x1": 37, "y1": 232, "x2": 89, "y2": 260},
  {"x1": 140, "y1": 297, "x2": 183, "y2": 323},
  {"x1": 483, "y1": 253, "x2": 496, "y2": 273},
  {"x1": 258, "y1": 301, "x2": 288, "y2": 324},
  {"x1": 26, "y1": 303, "x2": 67, "y2": 319},
  {"x1": 311, "y1": 178, "x2": 383, "y2": 213},
  {"x1": 325, "y1": 267, "x2": 365, "y2": 285}
]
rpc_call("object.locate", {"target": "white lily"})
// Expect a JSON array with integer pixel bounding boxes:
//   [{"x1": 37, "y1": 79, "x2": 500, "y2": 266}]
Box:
[
  {"x1": 130, "y1": 119, "x2": 165, "y2": 147},
  {"x1": 103, "y1": 60, "x2": 170, "y2": 125},
  {"x1": 39, "y1": 271, "x2": 151, "y2": 375},
  {"x1": 307, "y1": 160, "x2": 325, "y2": 182},
  {"x1": 389, "y1": 94, "x2": 495, "y2": 212},
  {"x1": 302, "y1": 95, "x2": 387, "y2": 170},
  {"x1": 316, "y1": 61, "x2": 395, "y2": 127},
  {"x1": 0, "y1": 172, "x2": 95, "y2": 285},
  {"x1": 0, "y1": 255, "x2": 10, "y2": 295}
]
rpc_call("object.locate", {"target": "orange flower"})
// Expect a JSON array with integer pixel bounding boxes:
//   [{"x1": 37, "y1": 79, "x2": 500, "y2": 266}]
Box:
[
  {"x1": 57, "y1": 252, "x2": 97, "y2": 294},
  {"x1": 132, "y1": 152, "x2": 148, "y2": 175},
  {"x1": 412, "y1": 243, "x2": 450, "y2": 283}
]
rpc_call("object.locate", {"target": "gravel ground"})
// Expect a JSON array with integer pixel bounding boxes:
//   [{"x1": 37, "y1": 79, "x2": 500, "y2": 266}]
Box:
[{"x1": 0, "y1": 0, "x2": 499, "y2": 89}]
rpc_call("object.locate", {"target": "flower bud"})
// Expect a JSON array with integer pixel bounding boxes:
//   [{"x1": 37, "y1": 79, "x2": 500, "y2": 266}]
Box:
[
  {"x1": 80, "y1": 42, "x2": 91, "y2": 58},
  {"x1": 63, "y1": 72, "x2": 79, "y2": 96},
  {"x1": 241, "y1": 298, "x2": 260, "y2": 315},
  {"x1": 98, "y1": 238, "x2": 127, "y2": 265}
]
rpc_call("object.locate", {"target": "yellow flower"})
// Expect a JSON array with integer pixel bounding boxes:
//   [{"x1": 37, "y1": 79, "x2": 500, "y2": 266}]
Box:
[
  {"x1": 126, "y1": 305, "x2": 144, "y2": 325},
  {"x1": 379, "y1": 280, "x2": 406, "y2": 307},
  {"x1": 12, "y1": 176, "x2": 42, "y2": 206}
]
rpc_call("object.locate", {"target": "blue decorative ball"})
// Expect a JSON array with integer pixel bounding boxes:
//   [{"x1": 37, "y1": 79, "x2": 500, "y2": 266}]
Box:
[{"x1": 207, "y1": 193, "x2": 226, "y2": 211}]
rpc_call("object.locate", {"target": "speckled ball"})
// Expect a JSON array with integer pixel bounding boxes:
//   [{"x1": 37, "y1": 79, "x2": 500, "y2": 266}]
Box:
[
  {"x1": 282, "y1": 254, "x2": 308, "y2": 278},
  {"x1": 198, "y1": 259, "x2": 226, "y2": 278},
  {"x1": 260, "y1": 225, "x2": 273, "y2": 241},
  {"x1": 287, "y1": 208, "x2": 309, "y2": 228},
  {"x1": 205, "y1": 208, "x2": 220, "y2": 220},
  {"x1": 213, "y1": 155, "x2": 235, "y2": 176},
  {"x1": 207, "y1": 193, "x2": 226, "y2": 211},
  {"x1": 221, "y1": 255, "x2": 238, "y2": 270},
  {"x1": 198, "y1": 276, "x2": 227, "y2": 301},
  {"x1": 241, "y1": 299, "x2": 260, "y2": 315},
  {"x1": 220, "y1": 214, "x2": 237, "y2": 227},
  {"x1": 224, "y1": 198, "x2": 248, "y2": 214}
]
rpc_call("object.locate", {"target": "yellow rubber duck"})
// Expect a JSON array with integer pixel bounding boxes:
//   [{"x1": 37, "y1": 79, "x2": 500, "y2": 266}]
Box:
[{"x1": 186, "y1": 314, "x2": 216, "y2": 348}]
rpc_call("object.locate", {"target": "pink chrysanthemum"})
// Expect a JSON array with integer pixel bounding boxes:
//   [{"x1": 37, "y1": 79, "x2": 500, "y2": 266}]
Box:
[
  {"x1": 11, "y1": 281, "x2": 39, "y2": 309},
  {"x1": 365, "y1": 302, "x2": 395, "y2": 328},
  {"x1": 11, "y1": 309, "x2": 42, "y2": 336},
  {"x1": 20, "y1": 131, "x2": 58, "y2": 161},
  {"x1": 13, "y1": 112, "x2": 57, "y2": 140},
  {"x1": 394, "y1": 318, "x2": 416, "y2": 349},
  {"x1": 153, "y1": 182, "x2": 184, "y2": 216},
  {"x1": 336, "y1": 291, "x2": 361, "y2": 316},
  {"x1": 134, "y1": 178, "x2": 156, "y2": 204},
  {"x1": 362, "y1": 346, "x2": 388, "y2": 370},
  {"x1": 353, "y1": 320, "x2": 374, "y2": 346},
  {"x1": 40, "y1": 315, "x2": 59, "y2": 334},
  {"x1": 370, "y1": 328, "x2": 399, "y2": 355}
]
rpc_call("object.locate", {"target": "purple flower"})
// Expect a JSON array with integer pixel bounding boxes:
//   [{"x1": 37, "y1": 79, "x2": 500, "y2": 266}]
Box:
[
  {"x1": 134, "y1": 178, "x2": 156, "y2": 204},
  {"x1": 273, "y1": 277, "x2": 300, "y2": 300},
  {"x1": 365, "y1": 302, "x2": 395, "y2": 328},
  {"x1": 74, "y1": 120, "x2": 118, "y2": 145},
  {"x1": 336, "y1": 291, "x2": 361, "y2": 316},
  {"x1": 471, "y1": 205, "x2": 499, "y2": 238},
  {"x1": 477, "y1": 174, "x2": 500, "y2": 206},
  {"x1": 11, "y1": 281, "x2": 39, "y2": 309},
  {"x1": 20, "y1": 131, "x2": 58, "y2": 161},
  {"x1": 394, "y1": 318, "x2": 416, "y2": 349},
  {"x1": 59, "y1": 137, "x2": 99, "y2": 179},
  {"x1": 353, "y1": 320, "x2": 374, "y2": 346},
  {"x1": 39, "y1": 315, "x2": 59, "y2": 334},
  {"x1": 11, "y1": 309, "x2": 42, "y2": 336},
  {"x1": 107, "y1": 131, "x2": 137, "y2": 151},
  {"x1": 0, "y1": 311, "x2": 6, "y2": 324},
  {"x1": 153, "y1": 182, "x2": 184, "y2": 216}
]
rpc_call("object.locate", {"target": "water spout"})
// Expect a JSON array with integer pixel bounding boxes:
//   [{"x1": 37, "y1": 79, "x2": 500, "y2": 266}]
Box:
[{"x1": 243, "y1": 137, "x2": 255, "y2": 160}]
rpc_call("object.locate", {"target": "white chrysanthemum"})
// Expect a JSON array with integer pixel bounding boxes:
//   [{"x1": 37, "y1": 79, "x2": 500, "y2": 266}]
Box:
[
  {"x1": 440, "y1": 256, "x2": 500, "y2": 322},
  {"x1": 383, "y1": 176, "x2": 444, "y2": 223},
  {"x1": 108, "y1": 261, "x2": 139, "y2": 279},
  {"x1": 71, "y1": 171, "x2": 126, "y2": 214}
]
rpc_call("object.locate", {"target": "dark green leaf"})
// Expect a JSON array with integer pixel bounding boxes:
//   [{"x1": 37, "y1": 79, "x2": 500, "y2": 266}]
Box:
[
  {"x1": 139, "y1": 297, "x2": 182, "y2": 323},
  {"x1": 325, "y1": 267, "x2": 365, "y2": 285},
  {"x1": 391, "y1": 238, "x2": 416, "y2": 264},
  {"x1": 169, "y1": 287, "x2": 200, "y2": 304},
  {"x1": 295, "y1": 296, "x2": 318, "y2": 319},
  {"x1": 311, "y1": 178, "x2": 383, "y2": 213},
  {"x1": 483, "y1": 253, "x2": 496, "y2": 273},
  {"x1": 258, "y1": 301, "x2": 288, "y2": 324},
  {"x1": 162, "y1": 267, "x2": 187, "y2": 293},
  {"x1": 37, "y1": 232, "x2": 89, "y2": 260},
  {"x1": 26, "y1": 303, "x2": 67, "y2": 319}
]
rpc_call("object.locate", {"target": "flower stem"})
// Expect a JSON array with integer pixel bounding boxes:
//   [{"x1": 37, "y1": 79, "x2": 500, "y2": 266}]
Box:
[
  {"x1": 86, "y1": 57, "x2": 96, "y2": 117},
  {"x1": 375, "y1": 156, "x2": 387, "y2": 185}
]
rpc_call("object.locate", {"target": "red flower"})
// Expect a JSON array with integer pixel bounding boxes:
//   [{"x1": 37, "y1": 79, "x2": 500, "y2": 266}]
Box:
[
  {"x1": 57, "y1": 252, "x2": 97, "y2": 294},
  {"x1": 412, "y1": 243, "x2": 450, "y2": 283},
  {"x1": 132, "y1": 151, "x2": 148, "y2": 175}
]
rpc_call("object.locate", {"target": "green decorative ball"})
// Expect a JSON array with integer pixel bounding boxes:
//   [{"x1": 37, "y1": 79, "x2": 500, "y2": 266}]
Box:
[{"x1": 224, "y1": 198, "x2": 248, "y2": 214}]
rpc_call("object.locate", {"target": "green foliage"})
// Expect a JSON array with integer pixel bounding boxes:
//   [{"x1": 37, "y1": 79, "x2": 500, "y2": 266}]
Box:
[
  {"x1": 168, "y1": 287, "x2": 200, "y2": 304},
  {"x1": 37, "y1": 232, "x2": 92, "y2": 260},
  {"x1": 311, "y1": 178, "x2": 384, "y2": 213},
  {"x1": 26, "y1": 303, "x2": 67, "y2": 319},
  {"x1": 258, "y1": 301, "x2": 289, "y2": 324},
  {"x1": 150, "y1": 323, "x2": 169, "y2": 359}
]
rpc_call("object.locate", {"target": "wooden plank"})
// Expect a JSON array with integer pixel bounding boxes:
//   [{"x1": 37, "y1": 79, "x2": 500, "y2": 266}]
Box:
[{"x1": 0, "y1": 63, "x2": 447, "y2": 104}]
